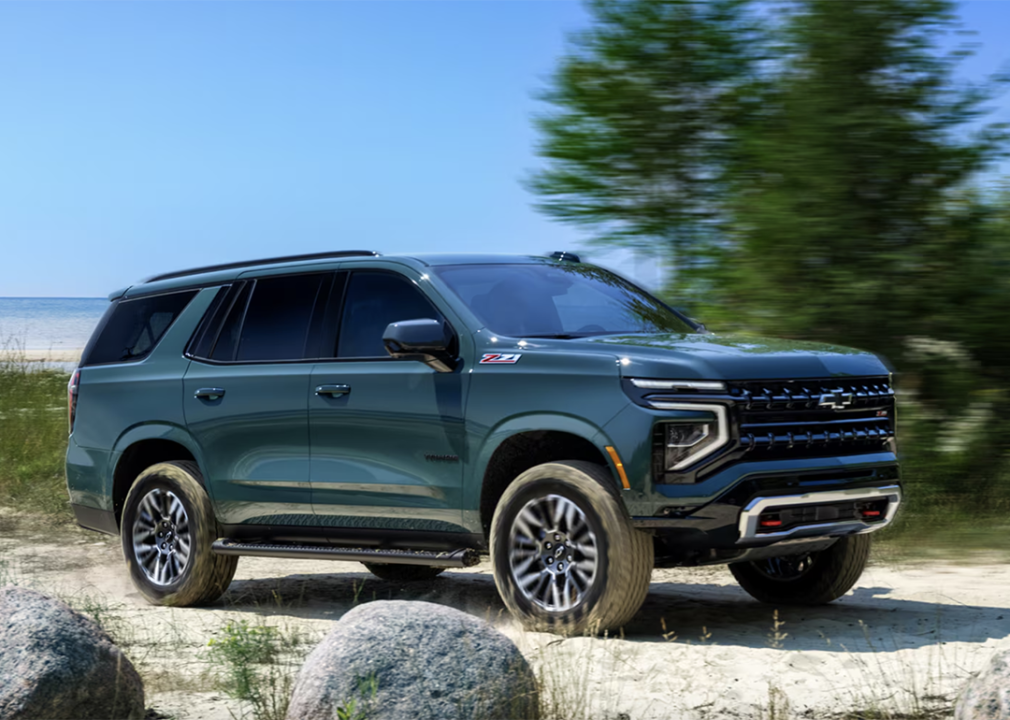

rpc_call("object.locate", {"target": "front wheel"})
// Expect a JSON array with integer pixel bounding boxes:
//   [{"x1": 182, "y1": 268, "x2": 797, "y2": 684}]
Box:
[
  {"x1": 729, "y1": 534, "x2": 871, "y2": 605},
  {"x1": 121, "y1": 461, "x2": 238, "y2": 606},
  {"x1": 490, "y1": 461, "x2": 653, "y2": 634}
]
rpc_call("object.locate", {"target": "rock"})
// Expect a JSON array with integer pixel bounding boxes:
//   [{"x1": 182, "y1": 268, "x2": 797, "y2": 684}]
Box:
[
  {"x1": 0, "y1": 586, "x2": 145, "y2": 720},
  {"x1": 956, "y1": 649, "x2": 1010, "y2": 720},
  {"x1": 286, "y1": 600, "x2": 538, "y2": 720}
]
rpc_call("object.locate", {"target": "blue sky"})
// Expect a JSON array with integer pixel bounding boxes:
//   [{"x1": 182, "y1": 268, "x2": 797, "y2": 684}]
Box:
[{"x1": 1, "y1": 1, "x2": 1007, "y2": 298}]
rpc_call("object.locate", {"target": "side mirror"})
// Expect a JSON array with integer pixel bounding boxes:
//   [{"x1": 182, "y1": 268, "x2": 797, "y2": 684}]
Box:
[{"x1": 382, "y1": 318, "x2": 455, "y2": 373}]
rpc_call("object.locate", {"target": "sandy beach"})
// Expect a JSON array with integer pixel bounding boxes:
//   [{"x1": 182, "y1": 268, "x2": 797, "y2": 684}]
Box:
[
  {"x1": 0, "y1": 348, "x2": 82, "y2": 364},
  {"x1": 1, "y1": 509, "x2": 1004, "y2": 720}
]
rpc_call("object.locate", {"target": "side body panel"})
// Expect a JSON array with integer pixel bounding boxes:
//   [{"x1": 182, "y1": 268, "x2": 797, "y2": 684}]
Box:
[
  {"x1": 66, "y1": 287, "x2": 216, "y2": 512},
  {"x1": 182, "y1": 362, "x2": 315, "y2": 525},
  {"x1": 309, "y1": 361, "x2": 469, "y2": 532}
]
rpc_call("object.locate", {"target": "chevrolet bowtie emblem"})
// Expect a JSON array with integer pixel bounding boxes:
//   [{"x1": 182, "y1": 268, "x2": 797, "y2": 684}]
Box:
[{"x1": 818, "y1": 390, "x2": 854, "y2": 410}]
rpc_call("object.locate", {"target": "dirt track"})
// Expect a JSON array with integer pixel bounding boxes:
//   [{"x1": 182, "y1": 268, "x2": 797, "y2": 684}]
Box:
[{"x1": 2, "y1": 511, "x2": 1007, "y2": 719}]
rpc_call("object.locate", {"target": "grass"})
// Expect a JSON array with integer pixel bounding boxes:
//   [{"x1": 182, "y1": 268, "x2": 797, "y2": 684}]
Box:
[
  {"x1": 0, "y1": 339, "x2": 73, "y2": 517},
  {"x1": 207, "y1": 618, "x2": 306, "y2": 720}
]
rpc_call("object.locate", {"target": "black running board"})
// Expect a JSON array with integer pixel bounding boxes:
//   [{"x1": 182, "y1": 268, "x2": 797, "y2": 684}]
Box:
[{"x1": 211, "y1": 539, "x2": 481, "y2": 568}]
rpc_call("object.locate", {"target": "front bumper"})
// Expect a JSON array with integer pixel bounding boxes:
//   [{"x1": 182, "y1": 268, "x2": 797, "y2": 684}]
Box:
[
  {"x1": 735, "y1": 483, "x2": 901, "y2": 545},
  {"x1": 627, "y1": 460, "x2": 901, "y2": 567}
]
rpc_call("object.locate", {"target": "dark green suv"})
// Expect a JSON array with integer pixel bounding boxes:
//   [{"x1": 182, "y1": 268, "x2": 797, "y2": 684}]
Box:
[{"x1": 66, "y1": 250, "x2": 900, "y2": 632}]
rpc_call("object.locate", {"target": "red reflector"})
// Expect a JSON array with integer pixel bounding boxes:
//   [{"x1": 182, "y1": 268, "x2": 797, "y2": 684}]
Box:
[
  {"x1": 760, "y1": 519, "x2": 783, "y2": 527},
  {"x1": 68, "y1": 369, "x2": 80, "y2": 434},
  {"x1": 861, "y1": 510, "x2": 882, "y2": 517}
]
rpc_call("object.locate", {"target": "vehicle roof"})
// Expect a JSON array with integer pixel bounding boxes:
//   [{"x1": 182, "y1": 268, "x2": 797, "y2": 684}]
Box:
[{"x1": 122, "y1": 252, "x2": 563, "y2": 298}]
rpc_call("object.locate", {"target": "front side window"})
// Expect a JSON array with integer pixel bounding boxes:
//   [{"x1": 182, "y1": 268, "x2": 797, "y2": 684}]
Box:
[
  {"x1": 337, "y1": 272, "x2": 443, "y2": 358},
  {"x1": 83, "y1": 290, "x2": 197, "y2": 365},
  {"x1": 434, "y1": 263, "x2": 696, "y2": 337}
]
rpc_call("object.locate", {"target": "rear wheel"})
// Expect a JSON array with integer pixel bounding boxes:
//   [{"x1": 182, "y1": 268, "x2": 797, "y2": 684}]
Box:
[
  {"x1": 362, "y1": 563, "x2": 445, "y2": 582},
  {"x1": 121, "y1": 461, "x2": 237, "y2": 606},
  {"x1": 729, "y1": 534, "x2": 871, "y2": 605},
  {"x1": 490, "y1": 461, "x2": 653, "y2": 634}
]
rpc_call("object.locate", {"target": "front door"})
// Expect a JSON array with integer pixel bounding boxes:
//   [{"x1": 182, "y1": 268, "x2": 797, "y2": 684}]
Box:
[{"x1": 309, "y1": 270, "x2": 467, "y2": 532}]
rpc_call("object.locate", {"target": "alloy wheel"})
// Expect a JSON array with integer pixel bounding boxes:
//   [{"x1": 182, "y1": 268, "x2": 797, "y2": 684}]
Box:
[
  {"x1": 132, "y1": 488, "x2": 192, "y2": 586},
  {"x1": 508, "y1": 493, "x2": 599, "y2": 612}
]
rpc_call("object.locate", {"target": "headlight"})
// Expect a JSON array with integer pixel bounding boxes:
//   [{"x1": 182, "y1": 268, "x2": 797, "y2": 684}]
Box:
[{"x1": 651, "y1": 402, "x2": 730, "y2": 471}]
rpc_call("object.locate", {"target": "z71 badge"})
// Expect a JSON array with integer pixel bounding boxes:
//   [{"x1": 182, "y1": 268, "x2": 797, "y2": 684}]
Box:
[{"x1": 480, "y1": 353, "x2": 522, "y2": 364}]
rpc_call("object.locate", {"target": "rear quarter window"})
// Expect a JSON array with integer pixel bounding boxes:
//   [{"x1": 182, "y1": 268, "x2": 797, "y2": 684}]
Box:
[{"x1": 82, "y1": 290, "x2": 198, "y2": 365}]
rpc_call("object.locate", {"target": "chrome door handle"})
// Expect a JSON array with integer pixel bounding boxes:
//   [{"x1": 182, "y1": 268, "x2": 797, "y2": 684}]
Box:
[
  {"x1": 194, "y1": 387, "x2": 225, "y2": 400},
  {"x1": 315, "y1": 384, "x2": 351, "y2": 397}
]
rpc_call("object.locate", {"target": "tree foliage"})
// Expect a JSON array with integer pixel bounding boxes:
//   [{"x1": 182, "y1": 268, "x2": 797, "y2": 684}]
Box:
[
  {"x1": 532, "y1": 1, "x2": 1006, "y2": 342},
  {"x1": 529, "y1": 0, "x2": 761, "y2": 263},
  {"x1": 723, "y1": 0, "x2": 1006, "y2": 359},
  {"x1": 530, "y1": 0, "x2": 1010, "y2": 521}
]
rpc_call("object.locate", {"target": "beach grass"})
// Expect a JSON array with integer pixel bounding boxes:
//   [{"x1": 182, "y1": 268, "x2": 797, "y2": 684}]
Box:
[{"x1": 0, "y1": 339, "x2": 73, "y2": 517}]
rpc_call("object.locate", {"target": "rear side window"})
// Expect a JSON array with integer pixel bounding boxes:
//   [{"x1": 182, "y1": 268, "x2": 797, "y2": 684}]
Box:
[
  {"x1": 236, "y1": 274, "x2": 325, "y2": 361},
  {"x1": 337, "y1": 272, "x2": 443, "y2": 358},
  {"x1": 82, "y1": 291, "x2": 197, "y2": 365},
  {"x1": 187, "y1": 274, "x2": 330, "y2": 363}
]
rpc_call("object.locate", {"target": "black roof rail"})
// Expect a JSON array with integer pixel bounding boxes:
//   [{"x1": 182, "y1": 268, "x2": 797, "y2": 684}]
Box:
[{"x1": 144, "y1": 250, "x2": 380, "y2": 283}]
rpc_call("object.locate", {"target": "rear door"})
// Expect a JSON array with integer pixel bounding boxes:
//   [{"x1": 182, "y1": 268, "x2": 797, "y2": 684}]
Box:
[
  {"x1": 183, "y1": 272, "x2": 334, "y2": 527},
  {"x1": 309, "y1": 268, "x2": 468, "y2": 533}
]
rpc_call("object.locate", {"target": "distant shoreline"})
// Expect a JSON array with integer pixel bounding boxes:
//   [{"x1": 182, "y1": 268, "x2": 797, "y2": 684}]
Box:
[{"x1": 0, "y1": 349, "x2": 83, "y2": 363}]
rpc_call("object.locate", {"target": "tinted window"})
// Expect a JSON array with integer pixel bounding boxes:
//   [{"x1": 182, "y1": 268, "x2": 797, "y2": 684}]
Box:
[
  {"x1": 337, "y1": 272, "x2": 442, "y2": 358},
  {"x1": 209, "y1": 283, "x2": 252, "y2": 361},
  {"x1": 187, "y1": 285, "x2": 235, "y2": 359},
  {"x1": 235, "y1": 274, "x2": 325, "y2": 361},
  {"x1": 83, "y1": 291, "x2": 197, "y2": 365},
  {"x1": 434, "y1": 263, "x2": 696, "y2": 337}
]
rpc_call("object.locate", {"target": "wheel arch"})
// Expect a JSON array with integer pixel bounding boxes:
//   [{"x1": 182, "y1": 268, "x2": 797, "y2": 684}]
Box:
[
  {"x1": 109, "y1": 423, "x2": 204, "y2": 529},
  {"x1": 470, "y1": 414, "x2": 623, "y2": 540}
]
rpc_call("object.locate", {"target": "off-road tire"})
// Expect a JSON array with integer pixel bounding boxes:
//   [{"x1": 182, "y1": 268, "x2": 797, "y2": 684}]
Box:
[
  {"x1": 121, "y1": 460, "x2": 238, "y2": 606},
  {"x1": 729, "y1": 534, "x2": 872, "y2": 605},
  {"x1": 490, "y1": 460, "x2": 653, "y2": 634},
  {"x1": 362, "y1": 563, "x2": 446, "y2": 582}
]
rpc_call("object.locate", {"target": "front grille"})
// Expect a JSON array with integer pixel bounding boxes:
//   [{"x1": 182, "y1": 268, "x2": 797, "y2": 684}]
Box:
[{"x1": 731, "y1": 377, "x2": 894, "y2": 460}]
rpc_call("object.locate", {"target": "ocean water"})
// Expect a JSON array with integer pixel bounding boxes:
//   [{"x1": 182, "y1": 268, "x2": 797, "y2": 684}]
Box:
[{"x1": 0, "y1": 297, "x2": 108, "y2": 353}]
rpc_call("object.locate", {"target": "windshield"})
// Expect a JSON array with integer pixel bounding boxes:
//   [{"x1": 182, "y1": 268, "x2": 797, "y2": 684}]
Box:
[{"x1": 434, "y1": 263, "x2": 697, "y2": 337}]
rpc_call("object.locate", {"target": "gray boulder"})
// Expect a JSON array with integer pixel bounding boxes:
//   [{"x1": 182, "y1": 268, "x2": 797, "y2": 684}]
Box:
[
  {"x1": 286, "y1": 600, "x2": 538, "y2": 720},
  {"x1": 956, "y1": 649, "x2": 1010, "y2": 720},
  {"x1": 0, "y1": 586, "x2": 145, "y2": 720}
]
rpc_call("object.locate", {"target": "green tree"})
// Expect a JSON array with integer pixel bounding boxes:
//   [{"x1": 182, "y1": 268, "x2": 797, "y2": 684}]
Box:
[
  {"x1": 723, "y1": 0, "x2": 1006, "y2": 361},
  {"x1": 530, "y1": 0, "x2": 1006, "y2": 345},
  {"x1": 528, "y1": 0, "x2": 761, "y2": 297}
]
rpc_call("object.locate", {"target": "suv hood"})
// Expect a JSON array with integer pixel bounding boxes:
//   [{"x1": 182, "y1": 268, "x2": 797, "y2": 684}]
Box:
[{"x1": 577, "y1": 332, "x2": 888, "y2": 380}]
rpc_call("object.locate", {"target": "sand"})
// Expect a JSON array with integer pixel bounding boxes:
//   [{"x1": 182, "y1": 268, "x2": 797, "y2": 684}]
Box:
[
  {"x1": 1, "y1": 511, "x2": 1006, "y2": 719},
  {"x1": 0, "y1": 348, "x2": 82, "y2": 363}
]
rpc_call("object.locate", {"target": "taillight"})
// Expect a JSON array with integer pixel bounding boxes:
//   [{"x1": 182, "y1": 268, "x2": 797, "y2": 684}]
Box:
[{"x1": 68, "y1": 369, "x2": 80, "y2": 434}]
